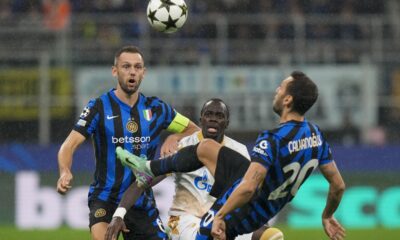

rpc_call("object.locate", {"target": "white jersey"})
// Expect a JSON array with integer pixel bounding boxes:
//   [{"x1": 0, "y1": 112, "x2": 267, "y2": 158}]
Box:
[{"x1": 168, "y1": 131, "x2": 250, "y2": 218}]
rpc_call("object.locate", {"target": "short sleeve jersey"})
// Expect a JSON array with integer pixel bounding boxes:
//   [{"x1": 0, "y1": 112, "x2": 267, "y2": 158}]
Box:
[
  {"x1": 250, "y1": 120, "x2": 333, "y2": 219},
  {"x1": 74, "y1": 89, "x2": 177, "y2": 208}
]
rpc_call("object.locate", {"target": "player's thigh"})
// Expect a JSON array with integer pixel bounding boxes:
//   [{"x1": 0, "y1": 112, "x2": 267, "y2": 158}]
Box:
[
  {"x1": 91, "y1": 222, "x2": 109, "y2": 240},
  {"x1": 169, "y1": 214, "x2": 200, "y2": 240},
  {"x1": 88, "y1": 200, "x2": 116, "y2": 239},
  {"x1": 123, "y1": 207, "x2": 168, "y2": 240}
]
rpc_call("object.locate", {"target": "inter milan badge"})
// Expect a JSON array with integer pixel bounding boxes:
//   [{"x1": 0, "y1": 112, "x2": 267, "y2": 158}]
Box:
[
  {"x1": 143, "y1": 109, "x2": 152, "y2": 121},
  {"x1": 94, "y1": 208, "x2": 106, "y2": 218},
  {"x1": 126, "y1": 118, "x2": 138, "y2": 133}
]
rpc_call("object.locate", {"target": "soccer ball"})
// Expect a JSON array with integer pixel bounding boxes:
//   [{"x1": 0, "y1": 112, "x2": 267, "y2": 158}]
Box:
[
  {"x1": 260, "y1": 227, "x2": 284, "y2": 240},
  {"x1": 146, "y1": 0, "x2": 188, "y2": 33}
]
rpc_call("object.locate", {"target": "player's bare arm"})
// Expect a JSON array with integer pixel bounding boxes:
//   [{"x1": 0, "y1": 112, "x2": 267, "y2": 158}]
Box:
[
  {"x1": 319, "y1": 161, "x2": 346, "y2": 240},
  {"x1": 56, "y1": 130, "x2": 85, "y2": 194},
  {"x1": 212, "y1": 162, "x2": 267, "y2": 239},
  {"x1": 105, "y1": 175, "x2": 167, "y2": 240}
]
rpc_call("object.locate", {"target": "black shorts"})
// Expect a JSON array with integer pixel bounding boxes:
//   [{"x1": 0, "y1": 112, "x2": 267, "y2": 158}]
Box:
[
  {"x1": 89, "y1": 200, "x2": 168, "y2": 240},
  {"x1": 210, "y1": 146, "x2": 250, "y2": 198}
]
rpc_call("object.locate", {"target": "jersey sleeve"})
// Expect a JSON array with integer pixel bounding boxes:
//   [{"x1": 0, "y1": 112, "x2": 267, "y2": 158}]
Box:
[
  {"x1": 73, "y1": 98, "x2": 100, "y2": 138},
  {"x1": 155, "y1": 99, "x2": 180, "y2": 130},
  {"x1": 167, "y1": 111, "x2": 190, "y2": 133},
  {"x1": 319, "y1": 138, "x2": 334, "y2": 165},
  {"x1": 250, "y1": 132, "x2": 277, "y2": 169}
]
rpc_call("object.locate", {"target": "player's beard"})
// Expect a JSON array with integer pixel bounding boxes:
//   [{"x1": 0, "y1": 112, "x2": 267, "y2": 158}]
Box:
[
  {"x1": 119, "y1": 78, "x2": 142, "y2": 95},
  {"x1": 273, "y1": 100, "x2": 283, "y2": 116}
]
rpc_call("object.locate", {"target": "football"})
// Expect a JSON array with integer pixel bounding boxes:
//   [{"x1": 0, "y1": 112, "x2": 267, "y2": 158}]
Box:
[
  {"x1": 146, "y1": 0, "x2": 188, "y2": 33},
  {"x1": 260, "y1": 227, "x2": 284, "y2": 240}
]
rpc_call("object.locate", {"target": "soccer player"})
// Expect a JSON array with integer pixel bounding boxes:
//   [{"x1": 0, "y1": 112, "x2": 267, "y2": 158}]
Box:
[
  {"x1": 106, "y1": 98, "x2": 258, "y2": 240},
  {"x1": 56, "y1": 45, "x2": 199, "y2": 240},
  {"x1": 117, "y1": 71, "x2": 346, "y2": 240}
]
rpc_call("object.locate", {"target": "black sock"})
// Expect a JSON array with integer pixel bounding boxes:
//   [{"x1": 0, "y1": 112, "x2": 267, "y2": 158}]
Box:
[{"x1": 150, "y1": 144, "x2": 203, "y2": 176}]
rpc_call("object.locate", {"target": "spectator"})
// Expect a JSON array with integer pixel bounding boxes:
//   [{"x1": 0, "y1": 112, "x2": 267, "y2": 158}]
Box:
[{"x1": 42, "y1": 0, "x2": 71, "y2": 31}]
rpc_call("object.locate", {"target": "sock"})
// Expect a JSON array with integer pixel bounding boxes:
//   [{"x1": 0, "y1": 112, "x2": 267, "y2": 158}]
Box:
[{"x1": 150, "y1": 144, "x2": 203, "y2": 176}]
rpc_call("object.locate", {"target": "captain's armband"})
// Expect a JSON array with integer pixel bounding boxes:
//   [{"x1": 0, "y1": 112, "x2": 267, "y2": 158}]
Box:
[{"x1": 167, "y1": 112, "x2": 189, "y2": 133}]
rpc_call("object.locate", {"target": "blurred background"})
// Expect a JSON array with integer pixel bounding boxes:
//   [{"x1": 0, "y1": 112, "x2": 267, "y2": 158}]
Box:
[{"x1": 0, "y1": 0, "x2": 399, "y2": 239}]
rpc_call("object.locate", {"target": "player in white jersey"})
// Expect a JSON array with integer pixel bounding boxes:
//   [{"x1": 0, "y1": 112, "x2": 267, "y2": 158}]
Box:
[
  {"x1": 168, "y1": 132, "x2": 250, "y2": 239},
  {"x1": 106, "y1": 99, "x2": 264, "y2": 240}
]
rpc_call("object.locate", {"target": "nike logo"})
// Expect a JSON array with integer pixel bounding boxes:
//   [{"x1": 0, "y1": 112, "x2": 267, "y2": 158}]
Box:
[{"x1": 106, "y1": 115, "x2": 119, "y2": 120}]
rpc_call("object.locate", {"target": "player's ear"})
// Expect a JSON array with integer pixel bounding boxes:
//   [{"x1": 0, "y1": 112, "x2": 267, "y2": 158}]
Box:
[
  {"x1": 111, "y1": 65, "x2": 117, "y2": 78},
  {"x1": 284, "y1": 95, "x2": 294, "y2": 110},
  {"x1": 283, "y1": 95, "x2": 293, "y2": 106}
]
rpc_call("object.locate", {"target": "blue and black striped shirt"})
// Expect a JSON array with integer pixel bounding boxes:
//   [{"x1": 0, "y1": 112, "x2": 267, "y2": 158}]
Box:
[
  {"x1": 227, "y1": 119, "x2": 333, "y2": 235},
  {"x1": 74, "y1": 89, "x2": 176, "y2": 209}
]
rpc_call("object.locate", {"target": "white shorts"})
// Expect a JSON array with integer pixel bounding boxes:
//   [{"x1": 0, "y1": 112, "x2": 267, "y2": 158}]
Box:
[
  {"x1": 167, "y1": 214, "x2": 253, "y2": 240},
  {"x1": 168, "y1": 214, "x2": 200, "y2": 240}
]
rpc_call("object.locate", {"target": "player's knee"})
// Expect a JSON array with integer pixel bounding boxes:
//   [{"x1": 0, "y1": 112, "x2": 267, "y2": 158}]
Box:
[{"x1": 90, "y1": 222, "x2": 108, "y2": 240}]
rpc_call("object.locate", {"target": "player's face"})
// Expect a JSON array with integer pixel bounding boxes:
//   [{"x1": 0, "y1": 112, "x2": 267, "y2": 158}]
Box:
[
  {"x1": 200, "y1": 101, "x2": 229, "y2": 142},
  {"x1": 112, "y1": 52, "x2": 146, "y2": 95},
  {"x1": 273, "y1": 77, "x2": 292, "y2": 116}
]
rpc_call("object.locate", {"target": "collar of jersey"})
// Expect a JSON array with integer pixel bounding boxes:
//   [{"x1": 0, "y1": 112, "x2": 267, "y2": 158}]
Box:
[
  {"x1": 109, "y1": 88, "x2": 142, "y2": 110},
  {"x1": 197, "y1": 131, "x2": 226, "y2": 146},
  {"x1": 280, "y1": 119, "x2": 307, "y2": 126}
]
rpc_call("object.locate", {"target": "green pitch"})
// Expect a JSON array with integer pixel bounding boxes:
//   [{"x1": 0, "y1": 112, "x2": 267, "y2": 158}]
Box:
[{"x1": 0, "y1": 226, "x2": 399, "y2": 240}]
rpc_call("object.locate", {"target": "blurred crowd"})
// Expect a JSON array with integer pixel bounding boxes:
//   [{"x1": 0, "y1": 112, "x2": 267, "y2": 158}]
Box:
[
  {"x1": 0, "y1": 0, "x2": 385, "y2": 14},
  {"x1": 1, "y1": 0, "x2": 392, "y2": 67},
  {"x1": 0, "y1": 0, "x2": 389, "y2": 58},
  {"x1": 0, "y1": 0, "x2": 389, "y2": 45},
  {"x1": 0, "y1": 0, "x2": 398, "y2": 145}
]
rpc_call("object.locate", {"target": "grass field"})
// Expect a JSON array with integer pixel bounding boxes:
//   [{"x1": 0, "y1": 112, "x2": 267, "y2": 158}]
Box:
[{"x1": 0, "y1": 226, "x2": 399, "y2": 240}]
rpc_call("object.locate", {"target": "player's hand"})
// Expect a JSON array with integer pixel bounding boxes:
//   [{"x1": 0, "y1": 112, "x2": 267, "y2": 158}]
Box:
[
  {"x1": 322, "y1": 216, "x2": 346, "y2": 240},
  {"x1": 211, "y1": 217, "x2": 226, "y2": 240},
  {"x1": 160, "y1": 134, "x2": 180, "y2": 158},
  {"x1": 56, "y1": 171, "x2": 73, "y2": 194},
  {"x1": 105, "y1": 217, "x2": 129, "y2": 240}
]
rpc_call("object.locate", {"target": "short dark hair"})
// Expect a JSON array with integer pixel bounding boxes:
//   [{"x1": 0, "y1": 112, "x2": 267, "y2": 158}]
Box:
[
  {"x1": 114, "y1": 45, "x2": 144, "y2": 65},
  {"x1": 200, "y1": 98, "x2": 230, "y2": 119},
  {"x1": 287, "y1": 71, "x2": 318, "y2": 115}
]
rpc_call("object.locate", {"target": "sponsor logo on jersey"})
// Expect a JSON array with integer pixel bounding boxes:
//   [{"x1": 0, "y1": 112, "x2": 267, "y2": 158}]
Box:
[
  {"x1": 253, "y1": 146, "x2": 268, "y2": 156},
  {"x1": 194, "y1": 170, "x2": 213, "y2": 192},
  {"x1": 288, "y1": 133, "x2": 322, "y2": 154},
  {"x1": 126, "y1": 119, "x2": 138, "y2": 133},
  {"x1": 111, "y1": 136, "x2": 150, "y2": 144},
  {"x1": 252, "y1": 140, "x2": 269, "y2": 156},
  {"x1": 259, "y1": 140, "x2": 268, "y2": 149}
]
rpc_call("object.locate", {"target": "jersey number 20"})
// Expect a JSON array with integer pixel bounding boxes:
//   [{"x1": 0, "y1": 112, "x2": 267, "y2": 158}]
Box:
[{"x1": 268, "y1": 159, "x2": 318, "y2": 200}]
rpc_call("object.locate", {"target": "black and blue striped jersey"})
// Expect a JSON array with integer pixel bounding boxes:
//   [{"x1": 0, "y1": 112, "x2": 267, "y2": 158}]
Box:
[
  {"x1": 227, "y1": 119, "x2": 333, "y2": 236},
  {"x1": 74, "y1": 89, "x2": 177, "y2": 208}
]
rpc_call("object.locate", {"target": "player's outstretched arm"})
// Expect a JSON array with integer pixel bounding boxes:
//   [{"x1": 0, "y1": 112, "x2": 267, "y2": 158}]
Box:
[
  {"x1": 105, "y1": 175, "x2": 167, "y2": 240},
  {"x1": 319, "y1": 161, "x2": 346, "y2": 240},
  {"x1": 57, "y1": 130, "x2": 85, "y2": 195},
  {"x1": 212, "y1": 162, "x2": 267, "y2": 239}
]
